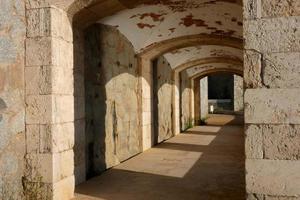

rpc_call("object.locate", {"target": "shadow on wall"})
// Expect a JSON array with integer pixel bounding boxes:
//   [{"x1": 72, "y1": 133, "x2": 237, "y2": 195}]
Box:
[
  {"x1": 0, "y1": 98, "x2": 7, "y2": 122},
  {"x1": 75, "y1": 116, "x2": 245, "y2": 200},
  {"x1": 73, "y1": 23, "x2": 176, "y2": 185}
]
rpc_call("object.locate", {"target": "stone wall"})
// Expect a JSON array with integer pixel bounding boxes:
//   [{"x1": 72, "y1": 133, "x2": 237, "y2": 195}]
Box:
[
  {"x1": 244, "y1": 0, "x2": 300, "y2": 198},
  {"x1": 152, "y1": 56, "x2": 174, "y2": 144},
  {"x1": 180, "y1": 71, "x2": 193, "y2": 131},
  {"x1": 0, "y1": 0, "x2": 26, "y2": 199},
  {"x1": 84, "y1": 24, "x2": 141, "y2": 177},
  {"x1": 234, "y1": 75, "x2": 244, "y2": 111}
]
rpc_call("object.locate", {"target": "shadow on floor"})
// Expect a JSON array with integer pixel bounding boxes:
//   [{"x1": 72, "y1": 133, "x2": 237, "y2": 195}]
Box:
[{"x1": 74, "y1": 115, "x2": 245, "y2": 200}]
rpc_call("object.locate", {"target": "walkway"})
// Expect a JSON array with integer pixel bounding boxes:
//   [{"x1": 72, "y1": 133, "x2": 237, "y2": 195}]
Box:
[{"x1": 74, "y1": 114, "x2": 245, "y2": 200}]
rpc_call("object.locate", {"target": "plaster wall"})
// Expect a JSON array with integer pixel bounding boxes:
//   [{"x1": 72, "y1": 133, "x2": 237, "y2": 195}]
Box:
[
  {"x1": 180, "y1": 71, "x2": 193, "y2": 131},
  {"x1": 0, "y1": 0, "x2": 26, "y2": 199},
  {"x1": 84, "y1": 24, "x2": 141, "y2": 178},
  {"x1": 153, "y1": 56, "x2": 174, "y2": 144}
]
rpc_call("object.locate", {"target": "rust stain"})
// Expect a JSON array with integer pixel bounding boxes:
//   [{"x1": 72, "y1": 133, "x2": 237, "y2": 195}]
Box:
[
  {"x1": 169, "y1": 28, "x2": 176, "y2": 33},
  {"x1": 130, "y1": 12, "x2": 167, "y2": 22},
  {"x1": 137, "y1": 23, "x2": 156, "y2": 29},
  {"x1": 179, "y1": 14, "x2": 207, "y2": 27}
]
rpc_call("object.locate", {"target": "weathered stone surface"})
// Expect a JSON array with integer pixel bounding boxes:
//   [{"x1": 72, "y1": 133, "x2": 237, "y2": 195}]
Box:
[
  {"x1": 262, "y1": 52, "x2": 300, "y2": 88},
  {"x1": 234, "y1": 75, "x2": 244, "y2": 111},
  {"x1": 247, "y1": 193, "x2": 265, "y2": 200},
  {"x1": 245, "y1": 125, "x2": 263, "y2": 159},
  {"x1": 266, "y1": 196, "x2": 300, "y2": 200},
  {"x1": 181, "y1": 70, "x2": 193, "y2": 130},
  {"x1": 264, "y1": 125, "x2": 300, "y2": 160},
  {"x1": 53, "y1": 175, "x2": 75, "y2": 200},
  {"x1": 245, "y1": 17, "x2": 300, "y2": 53},
  {"x1": 262, "y1": 0, "x2": 300, "y2": 17},
  {"x1": 245, "y1": 89, "x2": 300, "y2": 124},
  {"x1": 246, "y1": 159, "x2": 300, "y2": 196},
  {"x1": 244, "y1": 50, "x2": 262, "y2": 89},
  {"x1": 153, "y1": 56, "x2": 173, "y2": 143}
]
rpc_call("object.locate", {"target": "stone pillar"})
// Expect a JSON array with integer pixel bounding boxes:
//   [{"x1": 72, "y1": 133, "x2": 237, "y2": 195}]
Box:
[
  {"x1": 140, "y1": 59, "x2": 153, "y2": 150},
  {"x1": 244, "y1": 0, "x2": 300, "y2": 198},
  {"x1": 234, "y1": 75, "x2": 244, "y2": 112},
  {"x1": 200, "y1": 77, "x2": 208, "y2": 119},
  {"x1": 193, "y1": 78, "x2": 200, "y2": 125},
  {"x1": 173, "y1": 71, "x2": 181, "y2": 135},
  {"x1": 25, "y1": 6, "x2": 74, "y2": 200}
]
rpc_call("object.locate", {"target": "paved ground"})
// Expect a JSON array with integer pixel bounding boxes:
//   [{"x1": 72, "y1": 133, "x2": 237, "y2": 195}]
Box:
[{"x1": 74, "y1": 114, "x2": 245, "y2": 200}]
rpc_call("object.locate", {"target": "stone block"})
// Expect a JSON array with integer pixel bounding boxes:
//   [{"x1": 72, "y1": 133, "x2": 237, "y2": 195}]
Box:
[
  {"x1": 52, "y1": 95, "x2": 74, "y2": 123},
  {"x1": 262, "y1": 0, "x2": 300, "y2": 18},
  {"x1": 245, "y1": 125, "x2": 263, "y2": 159},
  {"x1": 51, "y1": 123, "x2": 75, "y2": 153},
  {"x1": 53, "y1": 175, "x2": 75, "y2": 200},
  {"x1": 243, "y1": 0, "x2": 262, "y2": 19},
  {"x1": 262, "y1": 52, "x2": 300, "y2": 88},
  {"x1": 25, "y1": 153, "x2": 53, "y2": 183},
  {"x1": 262, "y1": 125, "x2": 300, "y2": 160},
  {"x1": 26, "y1": 37, "x2": 53, "y2": 66},
  {"x1": 27, "y1": 6, "x2": 72, "y2": 41},
  {"x1": 246, "y1": 159, "x2": 300, "y2": 196},
  {"x1": 25, "y1": 66, "x2": 52, "y2": 95},
  {"x1": 53, "y1": 150, "x2": 74, "y2": 182},
  {"x1": 245, "y1": 89, "x2": 300, "y2": 124},
  {"x1": 27, "y1": 8, "x2": 51, "y2": 38},
  {"x1": 244, "y1": 50, "x2": 262, "y2": 89},
  {"x1": 26, "y1": 125, "x2": 40, "y2": 154},
  {"x1": 244, "y1": 17, "x2": 300, "y2": 53},
  {"x1": 52, "y1": 66, "x2": 74, "y2": 95},
  {"x1": 26, "y1": 95, "x2": 52, "y2": 124}
]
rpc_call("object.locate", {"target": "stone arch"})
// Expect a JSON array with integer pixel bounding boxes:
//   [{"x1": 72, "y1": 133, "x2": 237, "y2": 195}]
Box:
[{"x1": 174, "y1": 57, "x2": 243, "y2": 73}]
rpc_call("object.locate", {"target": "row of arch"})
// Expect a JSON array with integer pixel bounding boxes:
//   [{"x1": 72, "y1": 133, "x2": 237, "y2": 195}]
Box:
[{"x1": 24, "y1": 0, "x2": 244, "y2": 199}]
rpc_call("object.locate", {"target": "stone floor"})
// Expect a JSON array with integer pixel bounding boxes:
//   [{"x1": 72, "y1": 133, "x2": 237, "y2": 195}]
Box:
[{"x1": 74, "y1": 114, "x2": 245, "y2": 200}]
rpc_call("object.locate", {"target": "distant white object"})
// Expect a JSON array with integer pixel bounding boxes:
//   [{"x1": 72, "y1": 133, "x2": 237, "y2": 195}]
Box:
[{"x1": 210, "y1": 105, "x2": 214, "y2": 113}]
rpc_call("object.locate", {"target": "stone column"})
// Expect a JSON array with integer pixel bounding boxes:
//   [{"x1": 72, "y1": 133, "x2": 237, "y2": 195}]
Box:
[
  {"x1": 173, "y1": 71, "x2": 181, "y2": 135},
  {"x1": 193, "y1": 78, "x2": 200, "y2": 125},
  {"x1": 200, "y1": 77, "x2": 208, "y2": 119},
  {"x1": 140, "y1": 59, "x2": 153, "y2": 150},
  {"x1": 234, "y1": 75, "x2": 244, "y2": 112},
  {"x1": 244, "y1": 0, "x2": 300, "y2": 198},
  {"x1": 25, "y1": 6, "x2": 75, "y2": 200}
]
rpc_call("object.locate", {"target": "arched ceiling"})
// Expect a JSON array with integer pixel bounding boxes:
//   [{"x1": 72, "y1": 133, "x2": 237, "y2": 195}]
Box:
[
  {"x1": 163, "y1": 45, "x2": 243, "y2": 69},
  {"x1": 186, "y1": 63, "x2": 242, "y2": 78},
  {"x1": 97, "y1": 0, "x2": 243, "y2": 53}
]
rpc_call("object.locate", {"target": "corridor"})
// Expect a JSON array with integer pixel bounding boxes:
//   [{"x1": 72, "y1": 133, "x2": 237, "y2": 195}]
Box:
[{"x1": 74, "y1": 115, "x2": 245, "y2": 200}]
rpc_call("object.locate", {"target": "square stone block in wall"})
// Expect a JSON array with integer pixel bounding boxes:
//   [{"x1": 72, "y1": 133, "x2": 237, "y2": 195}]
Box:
[
  {"x1": 245, "y1": 125, "x2": 263, "y2": 159},
  {"x1": 244, "y1": 50, "x2": 262, "y2": 89},
  {"x1": 261, "y1": 0, "x2": 300, "y2": 18},
  {"x1": 26, "y1": 37, "x2": 53, "y2": 66},
  {"x1": 245, "y1": 89, "x2": 300, "y2": 124},
  {"x1": 53, "y1": 150, "x2": 74, "y2": 182},
  {"x1": 52, "y1": 95, "x2": 74, "y2": 123},
  {"x1": 246, "y1": 159, "x2": 300, "y2": 196},
  {"x1": 244, "y1": 17, "x2": 300, "y2": 53},
  {"x1": 262, "y1": 52, "x2": 300, "y2": 89},
  {"x1": 27, "y1": 6, "x2": 72, "y2": 41},
  {"x1": 26, "y1": 95, "x2": 52, "y2": 124},
  {"x1": 262, "y1": 125, "x2": 300, "y2": 160},
  {"x1": 52, "y1": 175, "x2": 74, "y2": 200}
]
